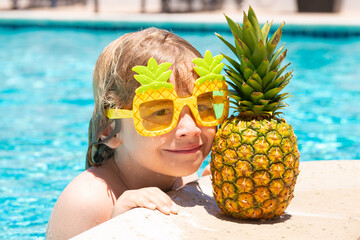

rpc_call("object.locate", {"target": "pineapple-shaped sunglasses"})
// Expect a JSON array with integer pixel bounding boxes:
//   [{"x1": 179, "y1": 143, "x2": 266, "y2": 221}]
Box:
[{"x1": 105, "y1": 50, "x2": 229, "y2": 137}]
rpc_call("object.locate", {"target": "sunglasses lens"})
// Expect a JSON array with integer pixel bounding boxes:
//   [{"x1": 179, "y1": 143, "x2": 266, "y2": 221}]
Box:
[
  {"x1": 139, "y1": 99, "x2": 174, "y2": 131},
  {"x1": 197, "y1": 91, "x2": 226, "y2": 122}
]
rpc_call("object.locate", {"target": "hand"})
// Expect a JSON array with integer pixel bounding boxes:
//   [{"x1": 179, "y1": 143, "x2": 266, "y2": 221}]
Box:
[{"x1": 111, "y1": 187, "x2": 179, "y2": 217}]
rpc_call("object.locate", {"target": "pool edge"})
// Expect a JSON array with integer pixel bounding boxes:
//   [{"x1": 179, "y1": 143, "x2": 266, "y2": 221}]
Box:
[
  {"x1": 1, "y1": 17, "x2": 360, "y2": 38},
  {"x1": 72, "y1": 159, "x2": 360, "y2": 240}
]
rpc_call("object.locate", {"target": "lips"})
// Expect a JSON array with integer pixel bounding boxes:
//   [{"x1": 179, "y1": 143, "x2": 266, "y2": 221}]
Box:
[{"x1": 164, "y1": 144, "x2": 203, "y2": 154}]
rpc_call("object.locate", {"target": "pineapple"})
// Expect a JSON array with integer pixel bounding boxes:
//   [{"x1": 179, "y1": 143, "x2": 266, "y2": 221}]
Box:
[{"x1": 210, "y1": 7, "x2": 300, "y2": 219}]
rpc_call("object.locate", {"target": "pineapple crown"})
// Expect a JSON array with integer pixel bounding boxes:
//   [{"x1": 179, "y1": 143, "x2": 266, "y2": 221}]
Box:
[
  {"x1": 192, "y1": 50, "x2": 225, "y2": 84},
  {"x1": 132, "y1": 58, "x2": 173, "y2": 94},
  {"x1": 217, "y1": 6, "x2": 293, "y2": 119},
  {"x1": 132, "y1": 50, "x2": 225, "y2": 94}
]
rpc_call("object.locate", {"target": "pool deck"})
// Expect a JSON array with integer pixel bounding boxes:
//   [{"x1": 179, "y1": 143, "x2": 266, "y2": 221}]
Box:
[
  {"x1": 72, "y1": 160, "x2": 360, "y2": 240},
  {"x1": 2, "y1": 3, "x2": 360, "y2": 240},
  {"x1": 1, "y1": 1, "x2": 360, "y2": 26}
]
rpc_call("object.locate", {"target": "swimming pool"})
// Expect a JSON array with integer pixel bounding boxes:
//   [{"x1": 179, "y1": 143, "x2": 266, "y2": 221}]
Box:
[{"x1": 0, "y1": 20, "x2": 359, "y2": 239}]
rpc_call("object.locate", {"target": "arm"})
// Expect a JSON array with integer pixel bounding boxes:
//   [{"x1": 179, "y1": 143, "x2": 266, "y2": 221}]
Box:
[
  {"x1": 47, "y1": 172, "x2": 179, "y2": 239},
  {"x1": 46, "y1": 171, "x2": 115, "y2": 240}
]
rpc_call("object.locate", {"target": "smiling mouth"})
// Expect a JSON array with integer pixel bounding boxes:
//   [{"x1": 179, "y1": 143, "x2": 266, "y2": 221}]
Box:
[{"x1": 165, "y1": 145, "x2": 203, "y2": 154}]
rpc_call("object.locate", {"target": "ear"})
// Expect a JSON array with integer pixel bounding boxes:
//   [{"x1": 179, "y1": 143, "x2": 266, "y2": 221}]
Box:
[{"x1": 100, "y1": 125, "x2": 122, "y2": 149}]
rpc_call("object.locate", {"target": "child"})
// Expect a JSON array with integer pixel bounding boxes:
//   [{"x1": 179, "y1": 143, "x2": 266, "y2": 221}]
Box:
[{"x1": 46, "y1": 27, "x2": 228, "y2": 239}]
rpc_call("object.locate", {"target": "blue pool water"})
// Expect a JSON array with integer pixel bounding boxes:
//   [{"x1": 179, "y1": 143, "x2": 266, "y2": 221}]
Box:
[{"x1": 0, "y1": 22, "x2": 359, "y2": 239}]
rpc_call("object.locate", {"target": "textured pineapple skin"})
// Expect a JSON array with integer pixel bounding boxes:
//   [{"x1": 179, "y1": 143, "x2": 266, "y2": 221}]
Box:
[{"x1": 211, "y1": 116, "x2": 300, "y2": 219}]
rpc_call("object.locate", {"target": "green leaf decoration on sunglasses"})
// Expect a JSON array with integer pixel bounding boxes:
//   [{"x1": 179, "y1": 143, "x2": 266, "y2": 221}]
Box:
[
  {"x1": 192, "y1": 50, "x2": 225, "y2": 84},
  {"x1": 132, "y1": 57, "x2": 174, "y2": 94}
]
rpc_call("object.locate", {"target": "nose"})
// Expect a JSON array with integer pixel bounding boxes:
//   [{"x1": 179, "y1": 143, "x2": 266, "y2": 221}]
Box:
[{"x1": 175, "y1": 106, "x2": 201, "y2": 139}]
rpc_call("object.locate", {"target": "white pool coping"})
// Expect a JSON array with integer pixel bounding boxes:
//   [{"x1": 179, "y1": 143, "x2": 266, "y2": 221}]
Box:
[{"x1": 71, "y1": 160, "x2": 360, "y2": 239}]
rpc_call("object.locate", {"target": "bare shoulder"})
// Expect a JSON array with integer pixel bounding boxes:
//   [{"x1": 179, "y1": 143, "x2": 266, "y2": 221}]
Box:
[
  {"x1": 60, "y1": 169, "x2": 116, "y2": 207},
  {"x1": 46, "y1": 168, "x2": 116, "y2": 239}
]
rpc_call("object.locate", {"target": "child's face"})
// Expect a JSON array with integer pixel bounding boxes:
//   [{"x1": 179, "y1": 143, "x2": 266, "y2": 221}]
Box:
[{"x1": 118, "y1": 105, "x2": 216, "y2": 177}]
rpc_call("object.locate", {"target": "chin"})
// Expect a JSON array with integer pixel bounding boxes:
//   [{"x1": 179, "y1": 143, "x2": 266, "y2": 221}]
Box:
[
  {"x1": 176, "y1": 162, "x2": 203, "y2": 177},
  {"x1": 158, "y1": 152, "x2": 205, "y2": 176}
]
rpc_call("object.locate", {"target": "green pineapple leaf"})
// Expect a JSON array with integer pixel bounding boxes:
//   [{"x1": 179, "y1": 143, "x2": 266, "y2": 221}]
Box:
[
  {"x1": 259, "y1": 99, "x2": 270, "y2": 106},
  {"x1": 136, "y1": 82, "x2": 174, "y2": 94},
  {"x1": 132, "y1": 65, "x2": 156, "y2": 79},
  {"x1": 147, "y1": 57, "x2": 159, "y2": 72},
  {"x1": 273, "y1": 93, "x2": 291, "y2": 102},
  {"x1": 267, "y1": 22, "x2": 285, "y2": 59},
  {"x1": 243, "y1": 67, "x2": 254, "y2": 80},
  {"x1": 134, "y1": 75, "x2": 154, "y2": 85},
  {"x1": 196, "y1": 74, "x2": 223, "y2": 83},
  {"x1": 264, "y1": 87, "x2": 283, "y2": 99},
  {"x1": 156, "y1": 70, "x2": 172, "y2": 82},
  {"x1": 193, "y1": 50, "x2": 225, "y2": 84},
  {"x1": 241, "y1": 55, "x2": 255, "y2": 71},
  {"x1": 204, "y1": 50, "x2": 214, "y2": 66},
  {"x1": 193, "y1": 67, "x2": 211, "y2": 77},
  {"x1": 276, "y1": 63, "x2": 291, "y2": 78},
  {"x1": 264, "y1": 71, "x2": 292, "y2": 92},
  {"x1": 210, "y1": 55, "x2": 224, "y2": 72},
  {"x1": 269, "y1": 44, "x2": 285, "y2": 67},
  {"x1": 270, "y1": 49, "x2": 287, "y2": 71},
  {"x1": 247, "y1": 78, "x2": 262, "y2": 92},
  {"x1": 225, "y1": 14, "x2": 243, "y2": 41},
  {"x1": 227, "y1": 81, "x2": 241, "y2": 94},
  {"x1": 264, "y1": 102, "x2": 280, "y2": 111},
  {"x1": 253, "y1": 104, "x2": 266, "y2": 113},
  {"x1": 216, "y1": 32, "x2": 237, "y2": 56},
  {"x1": 256, "y1": 60, "x2": 270, "y2": 78},
  {"x1": 225, "y1": 65, "x2": 243, "y2": 80},
  {"x1": 261, "y1": 21, "x2": 272, "y2": 43},
  {"x1": 251, "y1": 72, "x2": 262, "y2": 85},
  {"x1": 262, "y1": 70, "x2": 277, "y2": 89},
  {"x1": 212, "y1": 63, "x2": 225, "y2": 75},
  {"x1": 247, "y1": 6, "x2": 261, "y2": 41},
  {"x1": 242, "y1": 12, "x2": 258, "y2": 52},
  {"x1": 241, "y1": 83, "x2": 255, "y2": 99},
  {"x1": 223, "y1": 53, "x2": 242, "y2": 73},
  {"x1": 155, "y1": 62, "x2": 172, "y2": 78},
  {"x1": 132, "y1": 57, "x2": 174, "y2": 94},
  {"x1": 251, "y1": 39, "x2": 267, "y2": 68},
  {"x1": 240, "y1": 100, "x2": 254, "y2": 108},
  {"x1": 235, "y1": 36, "x2": 252, "y2": 60},
  {"x1": 192, "y1": 58, "x2": 210, "y2": 70}
]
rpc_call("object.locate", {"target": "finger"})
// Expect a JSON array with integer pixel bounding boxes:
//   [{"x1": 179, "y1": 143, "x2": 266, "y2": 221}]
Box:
[
  {"x1": 143, "y1": 202, "x2": 157, "y2": 210},
  {"x1": 121, "y1": 190, "x2": 157, "y2": 210},
  {"x1": 157, "y1": 201, "x2": 178, "y2": 215},
  {"x1": 143, "y1": 188, "x2": 178, "y2": 215},
  {"x1": 133, "y1": 196, "x2": 157, "y2": 210},
  {"x1": 170, "y1": 202, "x2": 179, "y2": 215}
]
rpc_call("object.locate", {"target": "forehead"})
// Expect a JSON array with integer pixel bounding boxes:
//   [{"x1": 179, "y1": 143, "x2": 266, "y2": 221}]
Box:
[{"x1": 168, "y1": 61, "x2": 198, "y2": 98}]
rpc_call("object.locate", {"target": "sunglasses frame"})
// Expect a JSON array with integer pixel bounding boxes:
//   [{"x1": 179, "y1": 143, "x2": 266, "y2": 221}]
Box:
[{"x1": 106, "y1": 79, "x2": 229, "y2": 136}]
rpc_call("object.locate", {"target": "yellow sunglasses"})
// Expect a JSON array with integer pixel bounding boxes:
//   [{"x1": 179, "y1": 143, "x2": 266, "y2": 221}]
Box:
[{"x1": 105, "y1": 50, "x2": 229, "y2": 137}]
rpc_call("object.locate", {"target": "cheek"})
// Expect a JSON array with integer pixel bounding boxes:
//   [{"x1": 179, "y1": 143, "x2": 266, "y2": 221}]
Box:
[
  {"x1": 203, "y1": 126, "x2": 216, "y2": 139},
  {"x1": 120, "y1": 119, "x2": 155, "y2": 151},
  {"x1": 201, "y1": 126, "x2": 216, "y2": 148}
]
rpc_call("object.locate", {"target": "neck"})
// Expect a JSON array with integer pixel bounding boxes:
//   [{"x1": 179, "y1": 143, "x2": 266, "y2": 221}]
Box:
[{"x1": 109, "y1": 152, "x2": 177, "y2": 192}]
